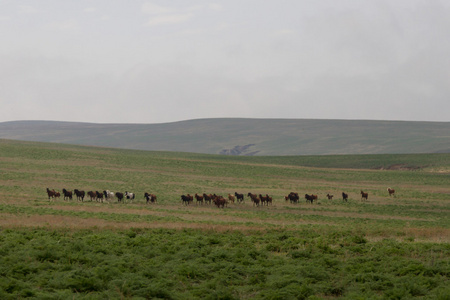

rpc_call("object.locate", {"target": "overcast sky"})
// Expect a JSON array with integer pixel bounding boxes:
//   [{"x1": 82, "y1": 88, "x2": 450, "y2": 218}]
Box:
[{"x1": 1, "y1": 0, "x2": 449, "y2": 124}]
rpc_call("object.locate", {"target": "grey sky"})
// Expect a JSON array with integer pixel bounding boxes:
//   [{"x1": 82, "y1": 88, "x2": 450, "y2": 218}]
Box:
[{"x1": 1, "y1": 0, "x2": 449, "y2": 123}]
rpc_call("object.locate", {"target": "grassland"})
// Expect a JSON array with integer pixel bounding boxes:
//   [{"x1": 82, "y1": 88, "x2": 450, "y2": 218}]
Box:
[{"x1": 0, "y1": 139, "x2": 449, "y2": 299}]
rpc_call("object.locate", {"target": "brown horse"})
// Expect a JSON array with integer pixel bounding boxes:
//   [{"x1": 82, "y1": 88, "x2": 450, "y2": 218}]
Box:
[
  {"x1": 259, "y1": 194, "x2": 270, "y2": 206},
  {"x1": 203, "y1": 193, "x2": 212, "y2": 205},
  {"x1": 305, "y1": 194, "x2": 317, "y2": 203},
  {"x1": 326, "y1": 193, "x2": 334, "y2": 200},
  {"x1": 213, "y1": 196, "x2": 227, "y2": 208},
  {"x1": 228, "y1": 194, "x2": 235, "y2": 203},
  {"x1": 360, "y1": 190, "x2": 369, "y2": 201},
  {"x1": 387, "y1": 188, "x2": 395, "y2": 197},
  {"x1": 46, "y1": 188, "x2": 56, "y2": 200},
  {"x1": 145, "y1": 192, "x2": 157, "y2": 204},
  {"x1": 87, "y1": 191, "x2": 96, "y2": 201},
  {"x1": 247, "y1": 193, "x2": 259, "y2": 206},
  {"x1": 96, "y1": 191, "x2": 104, "y2": 202},
  {"x1": 195, "y1": 193, "x2": 204, "y2": 205}
]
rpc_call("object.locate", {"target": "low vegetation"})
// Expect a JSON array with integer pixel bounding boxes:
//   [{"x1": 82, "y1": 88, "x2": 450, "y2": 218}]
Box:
[{"x1": 0, "y1": 139, "x2": 449, "y2": 298}]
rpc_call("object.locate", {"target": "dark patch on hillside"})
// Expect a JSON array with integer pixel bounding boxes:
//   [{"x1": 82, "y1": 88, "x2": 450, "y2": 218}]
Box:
[
  {"x1": 219, "y1": 144, "x2": 260, "y2": 156},
  {"x1": 435, "y1": 148, "x2": 450, "y2": 153},
  {"x1": 378, "y1": 164, "x2": 423, "y2": 171}
]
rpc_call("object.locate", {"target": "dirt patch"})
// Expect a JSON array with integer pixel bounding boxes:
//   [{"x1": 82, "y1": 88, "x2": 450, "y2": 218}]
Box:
[{"x1": 380, "y1": 164, "x2": 422, "y2": 171}]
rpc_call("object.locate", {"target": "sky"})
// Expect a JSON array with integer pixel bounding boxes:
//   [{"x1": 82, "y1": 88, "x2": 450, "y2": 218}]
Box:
[{"x1": 1, "y1": 0, "x2": 449, "y2": 124}]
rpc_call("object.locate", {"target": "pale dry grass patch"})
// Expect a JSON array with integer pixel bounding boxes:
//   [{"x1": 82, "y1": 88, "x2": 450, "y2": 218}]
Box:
[{"x1": 0, "y1": 213, "x2": 280, "y2": 232}]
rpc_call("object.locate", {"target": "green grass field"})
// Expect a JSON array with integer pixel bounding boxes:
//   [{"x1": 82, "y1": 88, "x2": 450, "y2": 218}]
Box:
[{"x1": 0, "y1": 139, "x2": 449, "y2": 299}]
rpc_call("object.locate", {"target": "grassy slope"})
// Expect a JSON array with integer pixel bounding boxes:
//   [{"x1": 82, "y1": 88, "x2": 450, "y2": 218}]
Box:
[
  {"x1": 0, "y1": 139, "x2": 449, "y2": 298},
  {"x1": 1, "y1": 118, "x2": 449, "y2": 155}
]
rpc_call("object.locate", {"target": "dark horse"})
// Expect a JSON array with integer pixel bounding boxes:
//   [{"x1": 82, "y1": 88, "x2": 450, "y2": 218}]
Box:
[
  {"x1": 115, "y1": 192, "x2": 124, "y2": 203},
  {"x1": 62, "y1": 189, "x2": 72, "y2": 201},
  {"x1": 286, "y1": 192, "x2": 299, "y2": 204},
  {"x1": 305, "y1": 194, "x2": 315, "y2": 204},
  {"x1": 342, "y1": 192, "x2": 348, "y2": 202},
  {"x1": 46, "y1": 188, "x2": 56, "y2": 200},
  {"x1": 181, "y1": 194, "x2": 191, "y2": 205},
  {"x1": 74, "y1": 189, "x2": 85, "y2": 202},
  {"x1": 234, "y1": 192, "x2": 244, "y2": 203},
  {"x1": 360, "y1": 190, "x2": 369, "y2": 201}
]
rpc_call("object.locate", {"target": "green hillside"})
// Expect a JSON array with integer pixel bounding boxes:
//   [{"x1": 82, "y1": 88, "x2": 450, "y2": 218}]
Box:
[
  {"x1": 0, "y1": 118, "x2": 449, "y2": 155},
  {"x1": 0, "y1": 139, "x2": 449, "y2": 299}
]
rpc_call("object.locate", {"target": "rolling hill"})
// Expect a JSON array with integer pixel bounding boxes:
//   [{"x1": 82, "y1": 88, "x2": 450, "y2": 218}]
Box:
[{"x1": 0, "y1": 118, "x2": 449, "y2": 155}]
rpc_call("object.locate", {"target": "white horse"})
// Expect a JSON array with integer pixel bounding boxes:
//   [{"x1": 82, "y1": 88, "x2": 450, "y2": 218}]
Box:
[
  {"x1": 103, "y1": 190, "x2": 115, "y2": 201},
  {"x1": 125, "y1": 191, "x2": 135, "y2": 203}
]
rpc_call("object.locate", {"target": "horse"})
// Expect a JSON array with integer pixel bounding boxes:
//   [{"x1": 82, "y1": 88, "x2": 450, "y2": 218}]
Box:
[
  {"x1": 145, "y1": 192, "x2": 157, "y2": 204},
  {"x1": 259, "y1": 194, "x2": 268, "y2": 206},
  {"x1": 74, "y1": 189, "x2": 85, "y2": 202},
  {"x1": 115, "y1": 192, "x2": 124, "y2": 203},
  {"x1": 54, "y1": 191, "x2": 60, "y2": 200},
  {"x1": 305, "y1": 194, "x2": 314, "y2": 204},
  {"x1": 203, "y1": 193, "x2": 212, "y2": 205},
  {"x1": 95, "y1": 191, "x2": 104, "y2": 202},
  {"x1": 103, "y1": 190, "x2": 115, "y2": 201},
  {"x1": 125, "y1": 191, "x2": 135, "y2": 203},
  {"x1": 387, "y1": 188, "x2": 395, "y2": 197},
  {"x1": 195, "y1": 193, "x2": 204, "y2": 205},
  {"x1": 360, "y1": 190, "x2": 369, "y2": 201},
  {"x1": 181, "y1": 195, "x2": 191, "y2": 205},
  {"x1": 235, "y1": 192, "x2": 244, "y2": 203},
  {"x1": 248, "y1": 193, "x2": 259, "y2": 206},
  {"x1": 213, "y1": 196, "x2": 227, "y2": 208},
  {"x1": 228, "y1": 194, "x2": 235, "y2": 204},
  {"x1": 46, "y1": 188, "x2": 56, "y2": 200},
  {"x1": 247, "y1": 192, "x2": 258, "y2": 200},
  {"x1": 326, "y1": 193, "x2": 334, "y2": 200},
  {"x1": 259, "y1": 194, "x2": 272, "y2": 206},
  {"x1": 286, "y1": 192, "x2": 299, "y2": 204},
  {"x1": 342, "y1": 192, "x2": 348, "y2": 202},
  {"x1": 62, "y1": 189, "x2": 72, "y2": 201},
  {"x1": 87, "y1": 191, "x2": 97, "y2": 201}
]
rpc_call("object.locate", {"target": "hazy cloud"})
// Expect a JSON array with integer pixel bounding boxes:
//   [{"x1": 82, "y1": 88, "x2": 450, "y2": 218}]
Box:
[
  {"x1": 18, "y1": 5, "x2": 40, "y2": 15},
  {"x1": 145, "y1": 13, "x2": 193, "y2": 27},
  {"x1": 0, "y1": 0, "x2": 449, "y2": 123},
  {"x1": 84, "y1": 7, "x2": 97, "y2": 13},
  {"x1": 142, "y1": 3, "x2": 173, "y2": 15}
]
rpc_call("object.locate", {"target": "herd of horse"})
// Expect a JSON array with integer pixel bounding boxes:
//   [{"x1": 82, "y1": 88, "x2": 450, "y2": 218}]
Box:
[
  {"x1": 181, "y1": 188, "x2": 396, "y2": 208},
  {"x1": 46, "y1": 187, "x2": 396, "y2": 207},
  {"x1": 180, "y1": 192, "x2": 273, "y2": 208},
  {"x1": 46, "y1": 188, "x2": 157, "y2": 204}
]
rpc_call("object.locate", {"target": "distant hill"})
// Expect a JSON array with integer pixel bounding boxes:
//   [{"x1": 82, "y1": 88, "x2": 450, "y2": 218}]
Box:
[{"x1": 0, "y1": 118, "x2": 449, "y2": 155}]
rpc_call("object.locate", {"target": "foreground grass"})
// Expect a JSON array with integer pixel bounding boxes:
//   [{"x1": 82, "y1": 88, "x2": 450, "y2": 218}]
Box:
[
  {"x1": 0, "y1": 139, "x2": 449, "y2": 298},
  {"x1": 1, "y1": 228, "x2": 449, "y2": 299}
]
